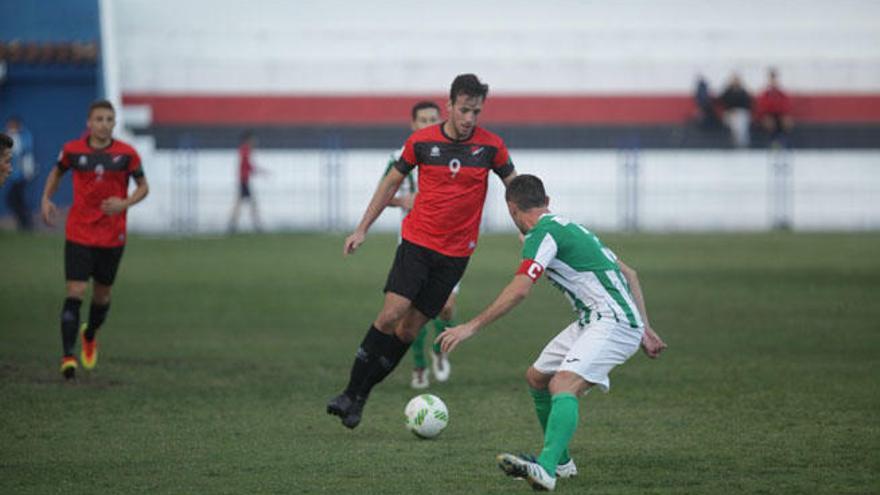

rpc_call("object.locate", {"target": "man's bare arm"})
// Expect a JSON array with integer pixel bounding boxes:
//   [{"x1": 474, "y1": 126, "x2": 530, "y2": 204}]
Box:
[
  {"x1": 437, "y1": 274, "x2": 533, "y2": 353},
  {"x1": 619, "y1": 259, "x2": 667, "y2": 358},
  {"x1": 388, "y1": 193, "x2": 415, "y2": 210},
  {"x1": 501, "y1": 169, "x2": 518, "y2": 187},
  {"x1": 41, "y1": 167, "x2": 65, "y2": 225},
  {"x1": 344, "y1": 168, "x2": 406, "y2": 255},
  {"x1": 102, "y1": 176, "x2": 149, "y2": 215}
]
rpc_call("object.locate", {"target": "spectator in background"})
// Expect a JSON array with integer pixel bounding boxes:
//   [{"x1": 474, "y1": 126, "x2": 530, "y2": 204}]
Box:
[
  {"x1": 0, "y1": 133, "x2": 13, "y2": 187},
  {"x1": 4, "y1": 116, "x2": 37, "y2": 230},
  {"x1": 228, "y1": 130, "x2": 266, "y2": 233},
  {"x1": 693, "y1": 75, "x2": 721, "y2": 129},
  {"x1": 719, "y1": 73, "x2": 753, "y2": 148},
  {"x1": 756, "y1": 68, "x2": 794, "y2": 146}
]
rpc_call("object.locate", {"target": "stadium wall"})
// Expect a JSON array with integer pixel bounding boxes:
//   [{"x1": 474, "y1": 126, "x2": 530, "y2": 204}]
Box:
[
  {"x1": 112, "y1": 0, "x2": 880, "y2": 94},
  {"x1": 116, "y1": 1, "x2": 880, "y2": 150},
  {"x1": 0, "y1": 0, "x2": 102, "y2": 219},
  {"x1": 126, "y1": 150, "x2": 880, "y2": 234}
]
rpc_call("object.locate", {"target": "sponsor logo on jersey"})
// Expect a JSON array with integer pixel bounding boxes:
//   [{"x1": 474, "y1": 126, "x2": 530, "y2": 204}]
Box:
[
  {"x1": 79, "y1": 155, "x2": 88, "y2": 166},
  {"x1": 430, "y1": 146, "x2": 440, "y2": 157}
]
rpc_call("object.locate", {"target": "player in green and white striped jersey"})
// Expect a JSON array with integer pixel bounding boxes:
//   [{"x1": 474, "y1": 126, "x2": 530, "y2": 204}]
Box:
[
  {"x1": 382, "y1": 101, "x2": 458, "y2": 390},
  {"x1": 437, "y1": 174, "x2": 666, "y2": 491}
]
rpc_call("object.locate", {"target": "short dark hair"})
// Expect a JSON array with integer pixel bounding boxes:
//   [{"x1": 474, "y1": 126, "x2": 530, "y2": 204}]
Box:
[
  {"x1": 0, "y1": 132, "x2": 12, "y2": 151},
  {"x1": 450, "y1": 74, "x2": 489, "y2": 102},
  {"x1": 411, "y1": 101, "x2": 440, "y2": 121},
  {"x1": 88, "y1": 99, "x2": 115, "y2": 117},
  {"x1": 240, "y1": 129, "x2": 255, "y2": 143},
  {"x1": 505, "y1": 174, "x2": 548, "y2": 211}
]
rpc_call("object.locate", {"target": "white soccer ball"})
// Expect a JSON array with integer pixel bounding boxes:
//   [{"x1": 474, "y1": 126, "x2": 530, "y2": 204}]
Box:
[{"x1": 404, "y1": 394, "x2": 449, "y2": 439}]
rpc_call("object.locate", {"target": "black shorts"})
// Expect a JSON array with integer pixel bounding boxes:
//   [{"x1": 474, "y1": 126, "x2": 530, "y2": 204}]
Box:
[
  {"x1": 65, "y1": 241, "x2": 125, "y2": 285},
  {"x1": 384, "y1": 240, "x2": 469, "y2": 319},
  {"x1": 239, "y1": 182, "x2": 251, "y2": 198}
]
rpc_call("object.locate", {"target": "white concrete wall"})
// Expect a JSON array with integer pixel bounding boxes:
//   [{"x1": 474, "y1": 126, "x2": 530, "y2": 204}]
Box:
[
  {"x1": 126, "y1": 149, "x2": 880, "y2": 234},
  {"x1": 113, "y1": 0, "x2": 880, "y2": 94}
]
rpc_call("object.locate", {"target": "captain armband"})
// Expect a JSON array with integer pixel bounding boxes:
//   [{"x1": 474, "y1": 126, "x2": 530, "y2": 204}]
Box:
[{"x1": 517, "y1": 259, "x2": 544, "y2": 282}]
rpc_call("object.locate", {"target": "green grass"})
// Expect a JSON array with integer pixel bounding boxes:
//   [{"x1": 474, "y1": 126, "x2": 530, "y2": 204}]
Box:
[{"x1": 1, "y1": 231, "x2": 879, "y2": 494}]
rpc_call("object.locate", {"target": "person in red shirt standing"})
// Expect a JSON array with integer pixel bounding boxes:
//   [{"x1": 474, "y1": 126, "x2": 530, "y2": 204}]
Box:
[
  {"x1": 327, "y1": 74, "x2": 518, "y2": 429},
  {"x1": 756, "y1": 68, "x2": 794, "y2": 146},
  {"x1": 227, "y1": 130, "x2": 264, "y2": 233},
  {"x1": 40, "y1": 100, "x2": 149, "y2": 380}
]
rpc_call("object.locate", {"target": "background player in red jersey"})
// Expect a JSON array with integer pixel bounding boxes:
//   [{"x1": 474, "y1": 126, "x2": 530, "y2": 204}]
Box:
[
  {"x1": 328, "y1": 74, "x2": 518, "y2": 428},
  {"x1": 227, "y1": 130, "x2": 266, "y2": 233},
  {"x1": 40, "y1": 100, "x2": 149, "y2": 380}
]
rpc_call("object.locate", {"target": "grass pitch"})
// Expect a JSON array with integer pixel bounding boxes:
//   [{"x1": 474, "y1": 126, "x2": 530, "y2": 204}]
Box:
[{"x1": 1, "y1": 232, "x2": 878, "y2": 494}]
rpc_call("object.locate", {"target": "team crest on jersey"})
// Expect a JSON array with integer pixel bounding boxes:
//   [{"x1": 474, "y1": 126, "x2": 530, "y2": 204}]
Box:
[
  {"x1": 430, "y1": 146, "x2": 440, "y2": 157},
  {"x1": 112, "y1": 155, "x2": 123, "y2": 163},
  {"x1": 79, "y1": 155, "x2": 88, "y2": 166}
]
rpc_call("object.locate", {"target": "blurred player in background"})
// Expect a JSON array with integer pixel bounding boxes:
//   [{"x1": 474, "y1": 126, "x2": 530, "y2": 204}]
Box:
[
  {"x1": 328, "y1": 74, "x2": 517, "y2": 429},
  {"x1": 0, "y1": 133, "x2": 13, "y2": 187},
  {"x1": 41, "y1": 100, "x2": 149, "y2": 380},
  {"x1": 228, "y1": 130, "x2": 265, "y2": 233},
  {"x1": 4, "y1": 116, "x2": 37, "y2": 231},
  {"x1": 438, "y1": 174, "x2": 666, "y2": 491},
  {"x1": 383, "y1": 101, "x2": 457, "y2": 389}
]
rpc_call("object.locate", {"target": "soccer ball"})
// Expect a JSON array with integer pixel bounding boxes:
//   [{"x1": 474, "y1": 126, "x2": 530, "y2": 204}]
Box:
[{"x1": 404, "y1": 394, "x2": 449, "y2": 439}]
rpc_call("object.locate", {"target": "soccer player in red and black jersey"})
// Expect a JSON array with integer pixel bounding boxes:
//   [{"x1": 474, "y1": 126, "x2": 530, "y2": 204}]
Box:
[
  {"x1": 40, "y1": 100, "x2": 149, "y2": 380},
  {"x1": 327, "y1": 74, "x2": 517, "y2": 428},
  {"x1": 227, "y1": 130, "x2": 265, "y2": 233}
]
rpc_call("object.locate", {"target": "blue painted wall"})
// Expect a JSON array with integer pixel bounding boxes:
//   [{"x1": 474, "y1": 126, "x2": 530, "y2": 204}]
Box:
[
  {"x1": 0, "y1": 0, "x2": 101, "y2": 220},
  {"x1": 0, "y1": 0, "x2": 99, "y2": 41}
]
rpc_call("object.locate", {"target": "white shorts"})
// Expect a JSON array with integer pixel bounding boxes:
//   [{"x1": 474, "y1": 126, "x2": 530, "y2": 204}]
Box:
[{"x1": 532, "y1": 319, "x2": 644, "y2": 392}]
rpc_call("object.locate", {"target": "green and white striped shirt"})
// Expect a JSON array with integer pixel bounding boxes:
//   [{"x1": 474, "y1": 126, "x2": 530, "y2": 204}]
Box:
[{"x1": 520, "y1": 214, "x2": 643, "y2": 328}]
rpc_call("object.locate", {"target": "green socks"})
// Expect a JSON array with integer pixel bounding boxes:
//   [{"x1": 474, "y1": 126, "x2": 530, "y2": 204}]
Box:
[
  {"x1": 537, "y1": 392, "x2": 578, "y2": 476},
  {"x1": 431, "y1": 319, "x2": 453, "y2": 354},
  {"x1": 413, "y1": 319, "x2": 454, "y2": 369},
  {"x1": 411, "y1": 325, "x2": 428, "y2": 369},
  {"x1": 529, "y1": 388, "x2": 572, "y2": 466}
]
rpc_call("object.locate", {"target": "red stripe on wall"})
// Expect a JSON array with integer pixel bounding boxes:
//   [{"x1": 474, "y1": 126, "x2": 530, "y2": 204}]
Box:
[{"x1": 122, "y1": 94, "x2": 880, "y2": 125}]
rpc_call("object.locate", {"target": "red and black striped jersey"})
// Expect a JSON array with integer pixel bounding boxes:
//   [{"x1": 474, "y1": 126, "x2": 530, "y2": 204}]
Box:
[
  {"x1": 57, "y1": 137, "x2": 144, "y2": 247},
  {"x1": 394, "y1": 124, "x2": 514, "y2": 257}
]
